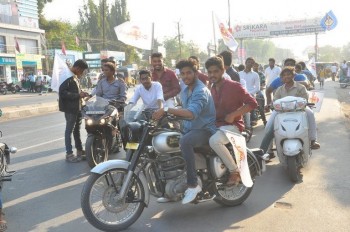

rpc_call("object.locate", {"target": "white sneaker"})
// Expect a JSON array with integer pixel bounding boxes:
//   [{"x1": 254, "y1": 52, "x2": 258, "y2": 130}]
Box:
[{"x1": 182, "y1": 185, "x2": 202, "y2": 204}]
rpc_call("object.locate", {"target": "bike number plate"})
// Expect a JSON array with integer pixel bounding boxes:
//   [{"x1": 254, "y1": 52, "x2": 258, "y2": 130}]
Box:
[
  {"x1": 86, "y1": 111, "x2": 105, "y2": 114},
  {"x1": 126, "y1": 142, "x2": 139, "y2": 150}
]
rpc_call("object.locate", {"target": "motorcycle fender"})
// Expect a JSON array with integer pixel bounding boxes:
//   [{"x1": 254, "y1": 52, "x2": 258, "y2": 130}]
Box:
[
  {"x1": 283, "y1": 139, "x2": 302, "y2": 156},
  {"x1": 91, "y1": 160, "x2": 150, "y2": 206}
]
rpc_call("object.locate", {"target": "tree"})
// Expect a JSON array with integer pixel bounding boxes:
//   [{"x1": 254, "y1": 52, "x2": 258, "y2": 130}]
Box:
[
  {"x1": 318, "y1": 45, "x2": 341, "y2": 62},
  {"x1": 77, "y1": 0, "x2": 139, "y2": 64}
]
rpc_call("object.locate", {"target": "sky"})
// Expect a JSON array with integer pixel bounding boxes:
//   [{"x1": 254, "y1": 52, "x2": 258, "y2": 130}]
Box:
[{"x1": 43, "y1": 0, "x2": 350, "y2": 60}]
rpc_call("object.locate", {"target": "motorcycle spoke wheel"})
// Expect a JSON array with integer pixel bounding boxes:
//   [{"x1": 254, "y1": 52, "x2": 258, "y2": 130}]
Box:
[
  {"x1": 81, "y1": 169, "x2": 145, "y2": 231},
  {"x1": 213, "y1": 181, "x2": 252, "y2": 206}
]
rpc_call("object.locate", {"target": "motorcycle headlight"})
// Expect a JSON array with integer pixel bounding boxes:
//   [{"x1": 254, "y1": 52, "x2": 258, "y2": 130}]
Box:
[
  {"x1": 86, "y1": 119, "x2": 93, "y2": 125},
  {"x1": 124, "y1": 122, "x2": 142, "y2": 142},
  {"x1": 100, "y1": 118, "x2": 106, "y2": 124}
]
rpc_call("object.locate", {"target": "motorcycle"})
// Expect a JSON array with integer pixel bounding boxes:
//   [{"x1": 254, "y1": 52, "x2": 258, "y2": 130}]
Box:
[
  {"x1": 82, "y1": 96, "x2": 126, "y2": 168},
  {"x1": 339, "y1": 77, "x2": 350, "y2": 88},
  {"x1": 4, "y1": 82, "x2": 18, "y2": 94},
  {"x1": 81, "y1": 106, "x2": 269, "y2": 231},
  {"x1": 0, "y1": 110, "x2": 17, "y2": 190},
  {"x1": 0, "y1": 83, "x2": 7, "y2": 95},
  {"x1": 272, "y1": 96, "x2": 314, "y2": 182}
]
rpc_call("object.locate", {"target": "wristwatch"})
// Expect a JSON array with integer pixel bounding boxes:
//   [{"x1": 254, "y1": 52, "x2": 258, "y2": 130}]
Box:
[{"x1": 164, "y1": 107, "x2": 169, "y2": 113}]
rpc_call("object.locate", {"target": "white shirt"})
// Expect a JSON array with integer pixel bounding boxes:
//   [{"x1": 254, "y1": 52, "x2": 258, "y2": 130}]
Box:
[
  {"x1": 129, "y1": 81, "x2": 164, "y2": 109},
  {"x1": 264, "y1": 65, "x2": 281, "y2": 87},
  {"x1": 223, "y1": 72, "x2": 246, "y2": 89},
  {"x1": 239, "y1": 70, "x2": 260, "y2": 95},
  {"x1": 331, "y1": 65, "x2": 337, "y2": 73}
]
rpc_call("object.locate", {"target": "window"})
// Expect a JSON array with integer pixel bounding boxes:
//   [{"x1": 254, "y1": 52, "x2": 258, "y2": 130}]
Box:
[
  {"x1": 0, "y1": 36, "x2": 5, "y2": 53},
  {"x1": 18, "y1": 38, "x2": 39, "y2": 54}
]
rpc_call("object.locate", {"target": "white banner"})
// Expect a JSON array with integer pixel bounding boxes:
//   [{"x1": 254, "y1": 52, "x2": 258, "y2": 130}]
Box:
[
  {"x1": 308, "y1": 90, "x2": 324, "y2": 113},
  {"x1": 51, "y1": 55, "x2": 73, "y2": 92},
  {"x1": 306, "y1": 56, "x2": 317, "y2": 78},
  {"x1": 232, "y1": 17, "x2": 325, "y2": 39},
  {"x1": 216, "y1": 15, "x2": 238, "y2": 52},
  {"x1": 220, "y1": 129, "x2": 253, "y2": 187},
  {"x1": 114, "y1": 21, "x2": 152, "y2": 50}
]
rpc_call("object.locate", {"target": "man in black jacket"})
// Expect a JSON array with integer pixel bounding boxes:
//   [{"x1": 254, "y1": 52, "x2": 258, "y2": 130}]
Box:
[{"x1": 59, "y1": 59, "x2": 89, "y2": 162}]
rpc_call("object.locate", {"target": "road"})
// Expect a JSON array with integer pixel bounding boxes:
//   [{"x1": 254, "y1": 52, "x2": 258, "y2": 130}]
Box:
[
  {"x1": 2, "y1": 80, "x2": 350, "y2": 232},
  {"x1": 0, "y1": 92, "x2": 59, "y2": 108}
]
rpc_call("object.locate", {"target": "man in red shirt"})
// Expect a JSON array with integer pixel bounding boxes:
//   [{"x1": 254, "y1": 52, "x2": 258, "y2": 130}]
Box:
[
  {"x1": 207, "y1": 56, "x2": 258, "y2": 185},
  {"x1": 151, "y1": 52, "x2": 181, "y2": 108}
]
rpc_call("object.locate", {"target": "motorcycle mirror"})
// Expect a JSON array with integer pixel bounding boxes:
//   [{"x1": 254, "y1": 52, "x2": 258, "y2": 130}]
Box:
[{"x1": 9, "y1": 147, "x2": 17, "y2": 154}]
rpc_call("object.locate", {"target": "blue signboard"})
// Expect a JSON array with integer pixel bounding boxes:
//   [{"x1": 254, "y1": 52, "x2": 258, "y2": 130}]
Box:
[{"x1": 0, "y1": 57, "x2": 16, "y2": 65}]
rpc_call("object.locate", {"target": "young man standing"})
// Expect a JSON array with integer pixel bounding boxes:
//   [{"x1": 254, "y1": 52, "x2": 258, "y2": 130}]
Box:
[
  {"x1": 153, "y1": 59, "x2": 216, "y2": 205},
  {"x1": 239, "y1": 57, "x2": 260, "y2": 127},
  {"x1": 151, "y1": 52, "x2": 181, "y2": 108},
  {"x1": 207, "y1": 56, "x2": 257, "y2": 185},
  {"x1": 264, "y1": 58, "x2": 281, "y2": 87},
  {"x1": 59, "y1": 60, "x2": 89, "y2": 162}
]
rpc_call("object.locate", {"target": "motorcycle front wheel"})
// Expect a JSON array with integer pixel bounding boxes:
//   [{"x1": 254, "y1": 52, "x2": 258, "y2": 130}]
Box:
[
  {"x1": 287, "y1": 156, "x2": 301, "y2": 182},
  {"x1": 81, "y1": 169, "x2": 146, "y2": 232},
  {"x1": 86, "y1": 135, "x2": 108, "y2": 168}
]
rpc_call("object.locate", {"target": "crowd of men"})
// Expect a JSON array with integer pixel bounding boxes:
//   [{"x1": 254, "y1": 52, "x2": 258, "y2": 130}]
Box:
[{"x1": 58, "y1": 51, "x2": 322, "y2": 205}]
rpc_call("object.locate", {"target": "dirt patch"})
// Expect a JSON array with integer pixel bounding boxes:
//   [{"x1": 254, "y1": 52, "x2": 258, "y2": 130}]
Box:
[{"x1": 335, "y1": 86, "x2": 350, "y2": 120}]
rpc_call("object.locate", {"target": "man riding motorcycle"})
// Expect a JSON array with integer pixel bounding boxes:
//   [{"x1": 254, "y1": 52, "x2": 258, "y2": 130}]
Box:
[
  {"x1": 260, "y1": 66, "x2": 320, "y2": 154},
  {"x1": 153, "y1": 59, "x2": 217, "y2": 205},
  {"x1": 207, "y1": 56, "x2": 258, "y2": 186}
]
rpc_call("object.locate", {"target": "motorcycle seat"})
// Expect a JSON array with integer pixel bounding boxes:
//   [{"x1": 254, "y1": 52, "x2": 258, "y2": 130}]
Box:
[{"x1": 193, "y1": 145, "x2": 212, "y2": 154}]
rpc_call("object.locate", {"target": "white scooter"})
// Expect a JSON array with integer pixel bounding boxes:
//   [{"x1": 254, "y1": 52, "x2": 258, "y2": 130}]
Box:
[{"x1": 273, "y1": 96, "x2": 313, "y2": 182}]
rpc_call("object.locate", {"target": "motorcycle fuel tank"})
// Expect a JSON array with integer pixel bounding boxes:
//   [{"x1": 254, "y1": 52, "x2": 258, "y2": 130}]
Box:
[{"x1": 152, "y1": 132, "x2": 182, "y2": 154}]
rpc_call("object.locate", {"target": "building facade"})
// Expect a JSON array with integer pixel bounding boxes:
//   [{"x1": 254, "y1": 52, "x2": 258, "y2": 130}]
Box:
[{"x1": 0, "y1": 0, "x2": 44, "y2": 83}]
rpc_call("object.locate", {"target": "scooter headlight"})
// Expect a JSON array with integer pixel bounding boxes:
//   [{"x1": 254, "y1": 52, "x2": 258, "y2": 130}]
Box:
[{"x1": 86, "y1": 119, "x2": 93, "y2": 125}]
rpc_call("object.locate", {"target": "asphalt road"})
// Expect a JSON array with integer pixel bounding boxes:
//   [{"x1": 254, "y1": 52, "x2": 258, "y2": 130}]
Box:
[
  {"x1": 0, "y1": 92, "x2": 59, "y2": 108},
  {"x1": 2, "y1": 80, "x2": 350, "y2": 232}
]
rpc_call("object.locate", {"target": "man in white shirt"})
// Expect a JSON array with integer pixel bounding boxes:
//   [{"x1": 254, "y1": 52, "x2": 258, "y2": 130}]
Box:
[
  {"x1": 129, "y1": 70, "x2": 164, "y2": 109},
  {"x1": 264, "y1": 58, "x2": 281, "y2": 87},
  {"x1": 239, "y1": 57, "x2": 260, "y2": 127}
]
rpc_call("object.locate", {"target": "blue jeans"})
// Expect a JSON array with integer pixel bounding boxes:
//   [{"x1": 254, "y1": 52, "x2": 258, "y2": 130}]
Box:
[
  {"x1": 64, "y1": 112, "x2": 83, "y2": 154},
  {"x1": 180, "y1": 129, "x2": 213, "y2": 186}
]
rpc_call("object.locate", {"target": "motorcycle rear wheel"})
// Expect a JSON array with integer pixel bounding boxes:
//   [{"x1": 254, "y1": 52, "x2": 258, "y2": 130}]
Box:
[
  {"x1": 287, "y1": 156, "x2": 301, "y2": 182},
  {"x1": 86, "y1": 135, "x2": 108, "y2": 168},
  {"x1": 81, "y1": 169, "x2": 145, "y2": 232}
]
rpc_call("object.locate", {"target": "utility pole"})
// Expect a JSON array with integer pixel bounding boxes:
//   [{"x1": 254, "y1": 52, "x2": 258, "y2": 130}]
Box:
[
  {"x1": 212, "y1": 11, "x2": 217, "y2": 55},
  {"x1": 102, "y1": 0, "x2": 106, "y2": 50},
  {"x1": 315, "y1": 32, "x2": 318, "y2": 62},
  {"x1": 177, "y1": 21, "x2": 182, "y2": 58},
  {"x1": 228, "y1": 0, "x2": 231, "y2": 31}
]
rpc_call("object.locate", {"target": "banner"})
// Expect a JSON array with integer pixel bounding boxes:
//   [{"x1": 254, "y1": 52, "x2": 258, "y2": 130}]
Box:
[
  {"x1": 114, "y1": 21, "x2": 152, "y2": 50},
  {"x1": 15, "y1": 37, "x2": 20, "y2": 53},
  {"x1": 86, "y1": 42, "x2": 92, "y2": 52},
  {"x1": 216, "y1": 15, "x2": 238, "y2": 52},
  {"x1": 220, "y1": 129, "x2": 253, "y2": 187},
  {"x1": 306, "y1": 56, "x2": 317, "y2": 78},
  {"x1": 320, "y1": 10, "x2": 338, "y2": 31},
  {"x1": 308, "y1": 90, "x2": 324, "y2": 113},
  {"x1": 51, "y1": 55, "x2": 73, "y2": 92}
]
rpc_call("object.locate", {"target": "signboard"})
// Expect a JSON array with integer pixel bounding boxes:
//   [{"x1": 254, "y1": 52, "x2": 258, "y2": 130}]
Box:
[{"x1": 232, "y1": 17, "x2": 325, "y2": 39}]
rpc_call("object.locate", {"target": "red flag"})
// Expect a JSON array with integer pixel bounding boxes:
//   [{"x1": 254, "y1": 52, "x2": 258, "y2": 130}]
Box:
[
  {"x1": 61, "y1": 41, "x2": 66, "y2": 56},
  {"x1": 75, "y1": 36, "x2": 80, "y2": 46},
  {"x1": 15, "y1": 37, "x2": 20, "y2": 53}
]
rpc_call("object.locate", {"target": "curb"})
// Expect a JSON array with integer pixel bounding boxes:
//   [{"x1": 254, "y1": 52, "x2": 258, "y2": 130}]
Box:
[{"x1": 0, "y1": 101, "x2": 59, "y2": 122}]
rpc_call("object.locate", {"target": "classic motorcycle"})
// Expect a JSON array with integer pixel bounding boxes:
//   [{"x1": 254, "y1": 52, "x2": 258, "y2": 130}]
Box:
[
  {"x1": 81, "y1": 106, "x2": 269, "y2": 231},
  {"x1": 82, "y1": 96, "x2": 126, "y2": 168},
  {"x1": 272, "y1": 96, "x2": 314, "y2": 182}
]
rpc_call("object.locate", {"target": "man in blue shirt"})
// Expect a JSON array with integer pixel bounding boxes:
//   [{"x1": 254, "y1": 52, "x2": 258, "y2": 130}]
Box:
[
  {"x1": 266, "y1": 58, "x2": 310, "y2": 107},
  {"x1": 153, "y1": 59, "x2": 216, "y2": 204}
]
